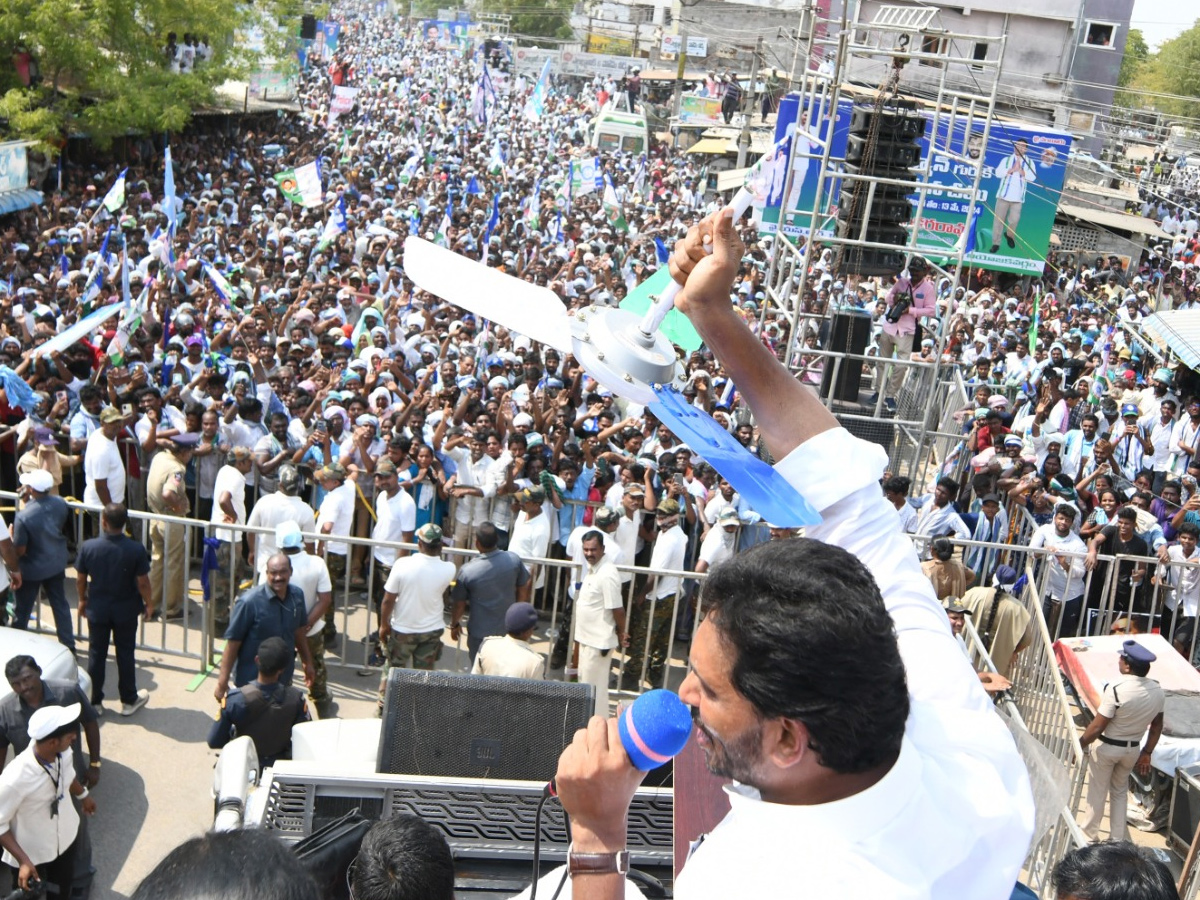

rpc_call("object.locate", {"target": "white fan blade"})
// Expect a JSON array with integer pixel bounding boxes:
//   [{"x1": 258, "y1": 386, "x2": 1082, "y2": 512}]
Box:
[{"x1": 403, "y1": 237, "x2": 573, "y2": 353}]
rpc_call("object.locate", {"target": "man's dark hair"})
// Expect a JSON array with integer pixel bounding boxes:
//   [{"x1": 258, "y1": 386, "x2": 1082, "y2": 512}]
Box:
[
  {"x1": 1054, "y1": 503, "x2": 1078, "y2": 522},
  {"x1": 103, "y1": 503, "x2": 129, "y2": 531},
  {"x1": 238, "y1": 397, "x2": 263, "y2": 418},
  {"x1": 256, "y1": 637, "x2": 290, "y2": 677},
  {"x1": 700, "y1": 539, "x2": 909, "y2": 774},
  {"x1": 1179, "y1": 521, "x2": 1200, "y2": 539},
  {"x1": 1062, "y1": 388, "x2": 1080, "y2": 401},
  {"x1": 132, "y1": 829, "x2": 319, "y2": 900},
  {"x1": 476, "y1": 522, "x2": 499, "y2": 551},
  {"x1": 1081, "y1": 413, "x2": 1099, "y2": 428},
  {"x1": 78, "y1": 384, "x2": 102, "y2": 404},
  {"x1": 581, "y1": 529, "x2": 604, "y2": 547},
  {"x1": 4, "y1": 655, "x2": 40, "y2": 682},
  {"x1": 1051, "y1": 840, "x2": 1179, "y2": 900},
  {"x1": 351, "y1": 814, "x2": 455, "y2": 900},
  {"x1": 936, "y1": 476, "x2": 959, "y2": 499},
  {"x1": 1118, "y1": 506, "x2": 1138, "y2": 523},
  {"x1": 882, "y1": 475, "x2": 911, "y2": 496}
]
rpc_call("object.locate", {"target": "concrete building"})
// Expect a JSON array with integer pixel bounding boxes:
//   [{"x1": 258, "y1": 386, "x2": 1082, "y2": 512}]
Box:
[{"x1": 845, "y1": 0, "x2": 1134, "y2": 154}]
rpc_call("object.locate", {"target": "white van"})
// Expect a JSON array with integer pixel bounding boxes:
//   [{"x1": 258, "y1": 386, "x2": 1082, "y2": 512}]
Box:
[{"x1": 591, "y1": 99, "x2": 650, "y2": 155}]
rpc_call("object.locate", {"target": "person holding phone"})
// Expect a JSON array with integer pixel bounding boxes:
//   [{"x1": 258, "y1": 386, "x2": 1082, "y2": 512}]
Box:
[{"x1": 1113, "y1": 402, "x2": 1154, "y2": 482}]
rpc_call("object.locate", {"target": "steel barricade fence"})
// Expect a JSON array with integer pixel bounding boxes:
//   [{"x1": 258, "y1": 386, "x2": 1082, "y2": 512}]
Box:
[{"x1": 959, "y1": 617, "x2": 1087, "y2": 898}]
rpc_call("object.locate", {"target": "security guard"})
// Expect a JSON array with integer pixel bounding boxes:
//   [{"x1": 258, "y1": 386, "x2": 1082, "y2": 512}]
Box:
[
  {"x1": 471, "y1": 603, "x2": 545, "y2": 680},
  {"x1": 1079, "y1": 639, "x2": 1165, "y2": 842},
  {"x1": 145, "y1": 433, "x2": 198, "y2": 619}
]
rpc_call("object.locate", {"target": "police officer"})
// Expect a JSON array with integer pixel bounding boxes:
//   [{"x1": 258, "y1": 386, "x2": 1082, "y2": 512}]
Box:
[
  {"x1": 471, "y1": 603, "x2": 545, "y2": 680},
  {"x1": 1079, "y1": 639, "x2": 1165, "y2": 842},
  {"x1": 146, "y1": 433, "x2": 198, "y2": 619}
]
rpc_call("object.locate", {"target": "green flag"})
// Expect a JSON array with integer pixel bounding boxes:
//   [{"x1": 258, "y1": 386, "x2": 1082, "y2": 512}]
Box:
[
  {"x1": 1028, "y1": 292, "x2": 1040, "y2": 354},
  {"x1": 274, "y1": 169, "x2": 304, "y2": 204}
]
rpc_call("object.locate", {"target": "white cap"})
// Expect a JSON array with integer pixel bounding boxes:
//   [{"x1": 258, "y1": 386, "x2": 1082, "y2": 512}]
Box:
[
  {"x1": 19, "y1": 470, "x2": 55, "y2": 493},
  {"x1": 29, "y1": 703, "x2": 80, "y2": 741}
]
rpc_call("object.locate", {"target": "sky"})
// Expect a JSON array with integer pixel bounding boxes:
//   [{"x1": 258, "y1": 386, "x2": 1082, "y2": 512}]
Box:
[{"x1": 1130, "y1": 0, "x2": 1197, "y2": 49}]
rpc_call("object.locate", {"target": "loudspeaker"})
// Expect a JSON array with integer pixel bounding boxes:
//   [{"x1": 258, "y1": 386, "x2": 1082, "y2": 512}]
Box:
[
  {"x1": 301, "y1": 14, "x2": 317, "y2": 40},
  {"x1": 378, "y1": 670, "x2": 595, "y2": 781},
  {"x1": 819, "y1": 309, "x2": 872, "y2": 402},
  {"x1": 1170, "y1": 764, "x2": 1200, "y2": 855}
]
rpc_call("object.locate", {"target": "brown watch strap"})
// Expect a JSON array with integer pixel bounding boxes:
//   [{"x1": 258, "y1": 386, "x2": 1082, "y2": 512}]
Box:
[{"x1": 567, "y1": 847, "x2": 630, "y2": 877}]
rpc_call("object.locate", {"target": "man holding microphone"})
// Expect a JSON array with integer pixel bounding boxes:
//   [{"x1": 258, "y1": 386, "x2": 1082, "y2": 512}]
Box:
[{"x1": 550, "y1": 208, "x2": 1034, "y2": 899}]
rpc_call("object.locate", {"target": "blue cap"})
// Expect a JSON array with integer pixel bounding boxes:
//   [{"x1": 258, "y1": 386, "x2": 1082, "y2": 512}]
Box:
[
  {"x1": 617, "y1": 689, "x2": 693, "y2": 771},
  {"x1": 172, "y1": 432, "x2": 201, "y2": 447},
  {"x1": 1121, "y1": 403, "x2": 1140, "y2": 418},
  {"x1": 1122, "y1": 640, "x2": 1156, "y2": 665}
]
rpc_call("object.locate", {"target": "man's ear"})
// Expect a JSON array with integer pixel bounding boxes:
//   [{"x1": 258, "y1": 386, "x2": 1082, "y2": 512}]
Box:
[{"x1": 763, "y1": 716, "x2": 809, "y2": 771}]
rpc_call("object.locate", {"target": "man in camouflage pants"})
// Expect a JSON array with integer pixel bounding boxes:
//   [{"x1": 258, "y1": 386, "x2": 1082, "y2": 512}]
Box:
[{"x1": 377, "y1": 524, "x2": 456, "y2": 710}]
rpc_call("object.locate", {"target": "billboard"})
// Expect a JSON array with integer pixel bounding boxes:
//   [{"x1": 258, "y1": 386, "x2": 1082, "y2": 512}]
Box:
[
  {"x1": 679, "y1": 95, "x2": 722, "y2": 125},
  {"x1": 916, "y1": 119, "x2": 1072, "y2": 275},
  {"x1": 419, "y1": 20, "x2": 469, "y2": 47},
  {"x1": 757, "y1": 93, "x2": 852, "y2": 240},
  {"x1": 757, "y1": 92, "x2": 1073, "y2": 274},
  {"x1": 0, "y1": 143, "x2": 29, "y2": 194}
]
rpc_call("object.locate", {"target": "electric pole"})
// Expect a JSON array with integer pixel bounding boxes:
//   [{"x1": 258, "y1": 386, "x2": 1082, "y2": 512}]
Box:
[
  {"x1": 671, "y1": 31, "x2": 688, "y2": 149},
  {"x1": 737, "y1": 35, "x2": 762, "y2": 168}
]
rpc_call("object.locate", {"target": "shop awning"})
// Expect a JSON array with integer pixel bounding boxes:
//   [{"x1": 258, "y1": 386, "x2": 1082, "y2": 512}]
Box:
[
  {"x1": 687, "y1": 137, "x2": 734, "y2": 155},
  {"x1": 1057, "y1": 202, "x2": 1170, "y2": 240},
  {"x1": 1141, "y1": 310, "x2": 1200, "y2": 370},
  {"x1": 716, "y1": 168, "x2": 749, "y2": 191},
  {"x1": 0, "y1": 189, "x2": 43, "y2": 216}
]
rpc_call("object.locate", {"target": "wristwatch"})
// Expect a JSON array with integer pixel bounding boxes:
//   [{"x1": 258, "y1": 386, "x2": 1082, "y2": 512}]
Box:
[{"x1": 568, "y1": 846, "x2": 630, "y2": 877}]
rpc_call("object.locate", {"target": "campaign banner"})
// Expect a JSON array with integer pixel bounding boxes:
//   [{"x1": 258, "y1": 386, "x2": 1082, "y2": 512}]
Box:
[
  {"x1": 678, "y1": 95, "x2": 722, "y2": 125},
  {"x1": 916, "y1": 120, "x2": 1072, "y2": 276},
  {"x1": 0, "y1": 142, "x2": 29, "y2": 194},
  {"x1": 314, "y1": 20, "x2": 340, "y2": 60},
  {"x1": 420, "y1": 20, "x2": 469, "y2": 47},
  {"x1": 328, "y1": 85, "x2": 359, "y2": 122},
  {"x1": 757, "y1": 93, "x2": 852, "y2": 240}
]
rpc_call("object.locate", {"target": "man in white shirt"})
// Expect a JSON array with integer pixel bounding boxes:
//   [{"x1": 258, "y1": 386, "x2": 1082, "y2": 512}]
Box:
[
  {"x1": 509, "y1": 486, "x2": 552, "y2": 592},
  {"x1": 370, "y1": 459, "x2": 417, "y2": 662},
  {"x1": 245, "y1": 465, "x2": 315, "y2": 575},
  {"x1": 696, "y1": 508, "x2": 739, "y2": 575},
  {"x1": 378, "y1": 524, "x2": 456, "y2": 707},
  {"x1": 913, "y1": 477, "x2": 971, "y2": 558},
  {"x1": 1163, "y1": 520, "x2": 1200, "y2": 641},
  {"x1": 267, "y1": 522, "x2": 333, "y2": 710},
  {"x1": 83, "y1": 408, "x2": 128, "y2": 509},
  {"x1": 620, "y1": 499, "x2": 688, "y2": 692},
  {"x1": 316, "y1": 463, "x2": 357, "y2": 643},
  {"x1": 551, "y1": 210, "x2": 1032, "y2": 900},
  {"x1": 575, "y1": 532, "x2": 627, "y2": 716},
  {"x1": 445, "y1": 431, "x2": 495, "y2": 558},
  {"x1": 0, "y1": 703, "x2": 96, "y2": 895},
  {"x1": 1027, "y1": 504, "x2": 1088, "y2": 639},
  {"x1": 209, "y1": 448, "x2": 254, "y2": 629},
  {"x1": 990, "y1": 137, "x2": 1036, "y2": 254}
]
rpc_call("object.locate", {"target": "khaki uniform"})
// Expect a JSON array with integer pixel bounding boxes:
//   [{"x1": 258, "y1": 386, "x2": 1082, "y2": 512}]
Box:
[
  {"x1": 1081, "y1": 673, "x2": 1165, "y2": 841},
  {"x1": 146, "y1": 452, "x2": 189, "y2": 616},
  {"x1": 958, "y1": 587, "x2": 1033, "y2": 677},
  {"x1": 471, "y1": 635, "x2": 545, "y2": 680},
  {"x1": 922, "y1": 558, "x2": 974, "y2": 602}
]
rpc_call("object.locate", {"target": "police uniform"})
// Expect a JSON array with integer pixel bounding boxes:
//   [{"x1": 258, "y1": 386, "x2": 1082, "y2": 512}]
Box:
[
  {"x1": 1081, "y1": 640, "x2": 1165, "y2": 842},
  {"x1": 146, "y1": 435, "x2": 198, "y2": 617},
  {"x1": 470, "y1": 635, "x2": 545, "y2": 680}
]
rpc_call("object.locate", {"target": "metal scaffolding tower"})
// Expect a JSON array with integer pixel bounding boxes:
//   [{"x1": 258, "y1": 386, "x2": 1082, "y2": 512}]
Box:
[{"x1": 760, "y1": 2, "x2": 1007, "y2": 485}]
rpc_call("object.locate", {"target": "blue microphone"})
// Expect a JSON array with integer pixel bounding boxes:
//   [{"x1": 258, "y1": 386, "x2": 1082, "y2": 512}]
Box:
[
  {"x1": 548, "y1": 689, "x2": 693, "y2": 797},
  {"x1": 618, "y1": 689, "x2": 693, "y2": 770}
]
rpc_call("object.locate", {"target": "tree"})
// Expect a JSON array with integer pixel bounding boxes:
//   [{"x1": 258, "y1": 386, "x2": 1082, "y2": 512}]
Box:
[
  {"x1": 0, "y1": 0, "x2": 307, "y2": 149},
  {"x1": 1133, "y1": 20, "x2": 1200, "y2": 119},
  {"x1": 471, "y1": 0, "x2": 575, "y2": 44},
  {"x1": 1118, "y1": 28, "x2": 1148, "y2": 88}
]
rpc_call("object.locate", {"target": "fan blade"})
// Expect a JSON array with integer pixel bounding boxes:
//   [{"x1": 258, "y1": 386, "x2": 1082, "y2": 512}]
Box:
[{"x1": 402, "y1": 237, "x2": 573, "y2": 353}]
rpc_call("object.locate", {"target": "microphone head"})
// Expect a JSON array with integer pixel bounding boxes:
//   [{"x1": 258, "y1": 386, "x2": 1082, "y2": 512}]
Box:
[{"x1": 619, "y1": 689, "x2": 693, "y2": 771}]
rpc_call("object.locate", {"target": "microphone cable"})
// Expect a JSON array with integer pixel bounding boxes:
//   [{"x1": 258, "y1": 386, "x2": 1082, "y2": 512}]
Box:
[{"x1": 529, "y1": 788, "x2": 572, "y2": 900}]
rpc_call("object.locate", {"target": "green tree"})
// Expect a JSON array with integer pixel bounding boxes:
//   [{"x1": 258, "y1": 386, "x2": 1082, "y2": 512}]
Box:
[
  {"x1": 472, "y1": 0, "x2": 575, "y2": 44},
  {"x1": 1118, "y1": 28, "x2": 1148, "y2": 88},
  {"x1": 1133, "y1": 20, "x2": 1200, "y2": 119},
  {"x1": 0, "y1": 0, "x2": 307, "y2": 149}
]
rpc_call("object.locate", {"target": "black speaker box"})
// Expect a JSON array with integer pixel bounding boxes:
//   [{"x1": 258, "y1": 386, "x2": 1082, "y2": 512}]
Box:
[
  {"x1": 378, "y1": 670, "x2": 595, "y2": 782},
  {"x1": 301, "y1": 14, "x2": 318, "y2": 40},
  {"x1": 846, "y1": 133, "x2": 923, "y2": 170},
  {"x1": 819, "y1": 310, "x2": 873, "y2": 403},
  {"x1": 1170, "y1": 764, "x2": 1200, "y2": 855}
]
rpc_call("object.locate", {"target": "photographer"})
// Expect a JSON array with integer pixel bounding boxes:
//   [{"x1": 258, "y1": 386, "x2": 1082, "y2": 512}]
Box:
[{"x1": 874, "y1": 257, "x2": 937, "y2": 412}]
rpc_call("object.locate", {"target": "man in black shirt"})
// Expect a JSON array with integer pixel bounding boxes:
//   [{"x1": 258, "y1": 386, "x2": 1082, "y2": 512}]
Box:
[
  {"x1": 75, "y1": 504, "x2": 152, "y2": 716},
  {"x1": 1087, "y1": 506, "x2": 1149, "y2": 619}
]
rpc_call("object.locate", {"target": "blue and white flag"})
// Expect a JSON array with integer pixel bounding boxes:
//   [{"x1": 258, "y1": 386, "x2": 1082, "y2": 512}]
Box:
[
  {"x1": 0, "y1": 366, "x2": 37, "y2": 412},
  {"x1": 488, "y1": 138, "x2": 505, "y2": 176},
  {"x1": 523, "y1": 58, "x2": 552, "y2": 122},
  {"x1": 100, "y1": 168, "x2": 127, "y2": 214},
  {"x1": 58, "y1": 253, "x2": 69, "y2": 278},
  {"x1": 653, "y1": 237, "x2": 670, "y2": 266},
  {"x1": 203, "y1": 261, "x2": 235, "y2": 305},
  {"x1": 956, "y1": 206, "x2": 980, "y2": 257},
  {"x1": 81, "y1": 227, "x2": 114, "y2": 308},
  {"x1": 481, "y1": 195, "x2": 500, "y2": 262},
  {"x1": 163, "y1": 146, "x2": 179, "y2": 235},
  {"x1": 317, "y1": 196, "x2": 348, "y2": 252}
]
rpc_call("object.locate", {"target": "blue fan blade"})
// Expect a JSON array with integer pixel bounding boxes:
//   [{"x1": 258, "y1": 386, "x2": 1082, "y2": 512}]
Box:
[{"x1": 648, "y1": 386, "x2": 821, "y2": 527}]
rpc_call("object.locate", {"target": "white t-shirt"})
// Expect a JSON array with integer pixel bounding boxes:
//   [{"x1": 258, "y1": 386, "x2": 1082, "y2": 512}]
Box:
[
  {"x1": 246, "y1": 493, "x2": 316, "y2": 572},
  {"x1": 565, "y1": 525, "x2": 622, "y2": 597},
  {"x1": 83, "y1": 430, "x2": 126, "y2": 508},
  {"x1": 384, "y1": 552, "x2": 456, "y2": 633},
  {"x1": 698, "y1": 527, "x2": 736, "y2": 570},
  {"x1": 510, "y1": 510, "x2": 552, "y2": 589},
  {"x1": 317, "y1": 481, "x2": 357, "y2": 556},
  {"x1": 648, "y1": 525, "x2": 688, "y2": 599},
  {"x1": 373, "y1": 488, "x2": 418, "y2": 566},
  {"x1": 210, "y1": 465, "x2": 248, "y2": 543}
]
